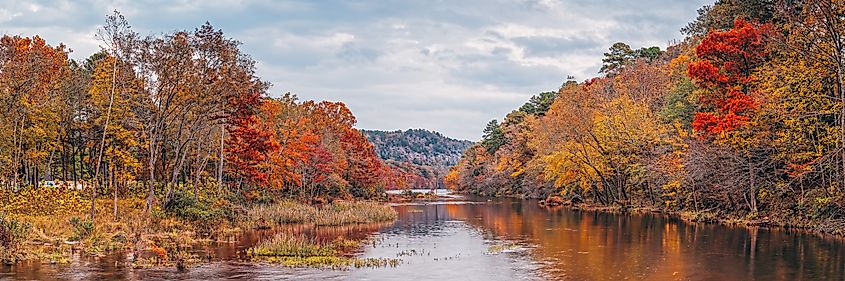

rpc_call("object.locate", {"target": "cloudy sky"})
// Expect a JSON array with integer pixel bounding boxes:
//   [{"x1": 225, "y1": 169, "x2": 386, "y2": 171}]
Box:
[{"x1": 0, "y1": 0, "x2": 710, "y2": 140}]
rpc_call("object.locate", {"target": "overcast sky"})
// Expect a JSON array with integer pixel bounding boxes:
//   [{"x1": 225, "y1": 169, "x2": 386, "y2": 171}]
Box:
[{"x1": 0, "y1": 0, "x2": 710, "y2": 140}]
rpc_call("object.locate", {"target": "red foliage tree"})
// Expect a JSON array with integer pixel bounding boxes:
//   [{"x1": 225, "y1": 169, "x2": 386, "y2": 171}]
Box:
[
  {"x1": 688, "y1": 18, "x2": 772, "y2": 134},
  {"x1": 226, "y1": 88, "x2": 278, "y2": 187}
]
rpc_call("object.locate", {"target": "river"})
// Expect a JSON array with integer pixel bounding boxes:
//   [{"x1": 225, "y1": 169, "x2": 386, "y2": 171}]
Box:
[{"x1": 3, "y1": 191, "x2": 845, "y2": 280}]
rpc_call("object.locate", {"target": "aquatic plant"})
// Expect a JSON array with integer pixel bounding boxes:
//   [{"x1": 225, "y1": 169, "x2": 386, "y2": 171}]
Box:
[
  {"x1": 247, "y1": 233, "x2": 398, "y2": 268},
  {"x1": 487, "y1": 242, "x2": 520, "y2": 254},
  {"x1": 248, "y1": 233, "x2": 337, "y2": 257}
]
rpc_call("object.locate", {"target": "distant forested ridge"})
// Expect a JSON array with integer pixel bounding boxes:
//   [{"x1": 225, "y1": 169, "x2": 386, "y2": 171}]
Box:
[
  {"x1": 363, "y1": 129, "x2": 472, "y2": 167},
  {"x1": 363, "y1": 129, "x2": 472, "y2": 189}
]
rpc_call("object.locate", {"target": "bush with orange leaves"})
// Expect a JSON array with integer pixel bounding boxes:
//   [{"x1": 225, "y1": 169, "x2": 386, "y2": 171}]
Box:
[{"x1": 150, "y1": 245, "x2": 168, "y2": 261}]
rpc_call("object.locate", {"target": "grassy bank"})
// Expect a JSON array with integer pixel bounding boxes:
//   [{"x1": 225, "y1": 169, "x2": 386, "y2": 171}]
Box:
[
  {"x1": 0, "y1": 194, "x2": 230, "y2": 267},
  {"x1": 0, "y1": 187, "x2": 398, "y2": 268}
]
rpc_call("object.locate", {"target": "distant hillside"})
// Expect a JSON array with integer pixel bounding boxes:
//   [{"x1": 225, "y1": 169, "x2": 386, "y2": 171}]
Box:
[
  {"x1": 362, "y1": 129, "x2": 472, "y2": 167},
  {"x1": 362, "y1": 129, "x2": 473, "y2": 189}
]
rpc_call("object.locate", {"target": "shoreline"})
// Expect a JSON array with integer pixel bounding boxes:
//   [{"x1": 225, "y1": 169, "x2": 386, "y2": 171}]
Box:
[{"x1": 458, "y1": 191, "x2": 845, "y2": 242}]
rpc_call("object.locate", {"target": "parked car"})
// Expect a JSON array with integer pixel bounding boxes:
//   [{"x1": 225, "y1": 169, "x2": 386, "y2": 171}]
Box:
[{"x1": 41, "y1": 181, "x2": 58, "y2": 188}]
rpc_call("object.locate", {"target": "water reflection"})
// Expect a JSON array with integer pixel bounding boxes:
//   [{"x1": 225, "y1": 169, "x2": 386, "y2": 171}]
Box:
[
  {"x1": 3, "y1": 197, "x2": 845, "y2": 280},
  {"x1": 424, "y1": 197, "x2": 845, "y2": 280}
]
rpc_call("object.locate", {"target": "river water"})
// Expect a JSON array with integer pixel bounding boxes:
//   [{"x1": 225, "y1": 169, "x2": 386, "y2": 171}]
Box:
[{"x1": 3, "y1": 192, "x2": 845, "y2": 280}]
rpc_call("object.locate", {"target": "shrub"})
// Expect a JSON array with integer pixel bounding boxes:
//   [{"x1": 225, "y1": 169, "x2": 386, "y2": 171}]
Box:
[
  {"x1": 0, "y1": 214, "x2": 30, "y2": 263},
  {"x1": 164, "y1": 190, "x2": 239, "y2": 234},
  {"x1": 68, "y1": 216, "x2": 94, "y2": 241}
]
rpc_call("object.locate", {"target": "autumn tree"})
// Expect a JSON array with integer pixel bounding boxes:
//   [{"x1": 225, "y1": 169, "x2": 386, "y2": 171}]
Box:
[
  {"x1": 682, "y1": 0, "x2": 775, "y2": 36},
  {"x1": 688, "y1": 19, "x2": 771, "y2": 135},
  {"x1": 259, "y1": 95, "x2": 317, "y2": 194},
  {"x1": 600, "y1": 42, "x2": 663, "y2": 75},
  {"x1": 759, "y1": 0, "x2": 845, "y2": 200},
  {"x1": 225, "y1": 87, "x2": 276, "y2": 189},
  {"x1": 88, "y1": 55, "x2": 144, "y2": 220},
  {"x1": 687, "y1": 19, "x2": 774, "y2": 213},
  {"x1": 791, "y1": 0, "x2": 845, "y2": 186},
  {"x1": 0, "y1": 35, "x2": 69, "y2": 190},
  {"x1": 89, "y1": 10, "x2": 137, "y2": 221}
]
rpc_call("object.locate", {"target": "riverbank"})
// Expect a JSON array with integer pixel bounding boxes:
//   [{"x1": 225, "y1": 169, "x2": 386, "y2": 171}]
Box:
[
  {"x1": 0, "y1": 187, "x2": 397, "y2": 269},
  {"x1": 387, "y1": 189, "x2": 449, "y2": 203},
  {"x1": 532, "y1": 195, "x2": 845, "y2": 241}
]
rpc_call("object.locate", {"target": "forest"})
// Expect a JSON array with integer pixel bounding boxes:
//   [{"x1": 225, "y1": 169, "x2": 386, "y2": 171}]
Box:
[
  {"x1": 447, "y1": 0, "x2": 845, "y2": 233},
  {"x1": 0, "y1": 12, "x2": 399, "y2": 206}
]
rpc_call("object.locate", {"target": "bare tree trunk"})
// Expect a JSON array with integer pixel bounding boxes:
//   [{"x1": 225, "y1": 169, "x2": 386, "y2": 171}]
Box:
[
  {"x1": 146, "y1": 112, "x2": 161, "y2": 211},
  {"x1": 23, "y1": 160, "x2": 28, "y2": 188},
  {"x1": 112, "y1": 165, "x2": 118, "y2": 221},
  {"x1": 61, "y1": 139, "x2": 68, "y2": 184},
  {"x1": 166, "y1": 142, "x2": 189, "y2": 203},
  {"x1": 192, "y1": 141, "x2": 200, "y2": 201},
  {"x1": 838, "y1": 62, "x2": 845, "y2": 190},
  {"x1": 46, "y1": 148, "x2": 55, "y2": 181},
  {"x1": 147, "y1": 141, "x2": 157, "y2": 211},
  {"x1": 749, "y1": 158, "x2": 757, "y2": 213},
  {"x1": 692, "y1": 183, "x2": 700, "y2": 212},
  {"x1": 646, "y1": 180, "x2": 656, "y2": 207},
  {"x1": 12, "y1": 120, "x2": 21, "y2": 190},
  {"x1": 91, "y1": 54, "x2": 118, "y2": 223},
  {"x1": 217, "y1": 123, "x2": 225, "y2": 193},
  {"x1": 193, "y1": 140, "x2": 211, "y2": 201},
  {"x1": 72, "y1": 145, "x2": 78, "y2": 189}
]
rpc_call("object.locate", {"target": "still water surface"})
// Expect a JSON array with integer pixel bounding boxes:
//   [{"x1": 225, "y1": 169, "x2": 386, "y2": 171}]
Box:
[{"x1": 3, "y1": 192, "x2": 845, "y2": 280}]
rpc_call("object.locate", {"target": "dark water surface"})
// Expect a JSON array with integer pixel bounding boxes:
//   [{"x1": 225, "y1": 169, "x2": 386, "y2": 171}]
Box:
[{"x1": 3, "y1": 194, "x2": 845, "y2": 280}]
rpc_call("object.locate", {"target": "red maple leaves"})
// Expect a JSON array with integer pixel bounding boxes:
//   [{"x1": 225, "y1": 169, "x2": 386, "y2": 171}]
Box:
[
  {"x1": 688, "y1": 19, "x2": 772, "y2": 135},
  {"x1": 226, "y1": 88, "x2": 278, "y2": 187}
]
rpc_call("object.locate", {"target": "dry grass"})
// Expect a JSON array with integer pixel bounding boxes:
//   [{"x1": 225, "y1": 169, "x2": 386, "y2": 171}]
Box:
[
  {"x1": 315, "y1": 201, "x2": 398, "y2": 226},
  {"x1": 247, "y1": 201, "x2": 317, "y2": 225},
  {"x1": 245, "y1": 200, "x2": 397, "y2": 227}
]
